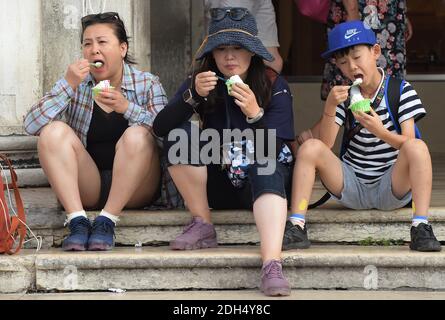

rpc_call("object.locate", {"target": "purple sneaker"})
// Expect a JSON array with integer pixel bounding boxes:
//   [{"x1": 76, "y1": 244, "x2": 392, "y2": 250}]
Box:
[
  {"x1": 260, "y1": 260, "x2": 291, "y2": 297},
  {"x1": 170, "y1": 217, "x2": 218, "y2": 250}
]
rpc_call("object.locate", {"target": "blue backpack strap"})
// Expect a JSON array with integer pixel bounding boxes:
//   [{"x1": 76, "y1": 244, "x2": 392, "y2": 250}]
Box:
[{"x1": 385, "y1": 77, "x2": 421, "y2": 138}]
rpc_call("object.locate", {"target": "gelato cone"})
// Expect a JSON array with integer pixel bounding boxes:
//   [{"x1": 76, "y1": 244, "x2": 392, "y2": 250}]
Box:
[{"x1": 92, "y1": 80, "x2": 114, "y2": 97}]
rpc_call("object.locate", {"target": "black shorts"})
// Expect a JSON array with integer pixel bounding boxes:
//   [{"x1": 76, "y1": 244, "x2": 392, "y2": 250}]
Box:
[{"x1": 162, "y1": 121, "x2": 293, "y2": 210}]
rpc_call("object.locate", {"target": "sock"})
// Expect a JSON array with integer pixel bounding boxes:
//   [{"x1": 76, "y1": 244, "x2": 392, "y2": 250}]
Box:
[
  {"x1": 100, "y1": 210, "x2": 120, "y2": 226},
  {"x1": 65, "y1": 210, "x2": 87, "y2": 225},
  {"x1": 412, "y1": 215, "x2": 428, "y2": 227},
  {"x1": 290, "y1": 213, "x2": 306, "y2": 229}
]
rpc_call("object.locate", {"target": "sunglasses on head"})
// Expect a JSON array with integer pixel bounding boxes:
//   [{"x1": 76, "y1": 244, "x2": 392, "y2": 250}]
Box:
[
  {"x1": 81, "y1": 12, "x2": 120, "y2": 27},
  {"x1": 210, "y1": 8, "x2": 249, "y2": 22}
]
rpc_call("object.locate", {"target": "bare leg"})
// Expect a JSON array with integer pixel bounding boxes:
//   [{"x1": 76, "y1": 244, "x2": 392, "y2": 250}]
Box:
[
  {"x1": 38, "y1": 121, "x2": 101, "y2": 212},
  {"x1": 168, "y1": 165, "x2": 211, "y2": 223},
  {"x1": 253, "y1": 194, "x2": 287, "y2": 262},
  {"x1": 291, "y1": 139, "x2": 343, "y2": 214},
  {"x1": 104, "y1": 126, "x2": 161, "y2": 215},
  {"x1": 391, "y1": 139, "x2": 432, "y2": 216}
]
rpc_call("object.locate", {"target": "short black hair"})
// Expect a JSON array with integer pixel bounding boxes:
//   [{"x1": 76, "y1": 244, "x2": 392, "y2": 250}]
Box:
[
  {"x1": 80, "y1": 12, "x2": 136, "y2": 65},
  {"x1": 333, "y1": 44, "x2": 373, "y2": 59}
]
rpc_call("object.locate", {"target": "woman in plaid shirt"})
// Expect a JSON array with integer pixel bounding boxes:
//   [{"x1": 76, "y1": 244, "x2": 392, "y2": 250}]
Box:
[{"x1": 24, "y1": 12, "x2": 168, "y2": 252}]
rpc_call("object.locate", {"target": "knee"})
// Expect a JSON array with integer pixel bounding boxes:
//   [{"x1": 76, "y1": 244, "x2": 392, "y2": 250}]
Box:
[
  {"x1": 118, "y1": 126, "x2": 154, "y2": 154},
  {"x1": 38, "y1": 121, "x2": 75, "y2": 151},
  {"x1": 297, "y1": 138, "x2": 326, "y2": 161},
  {"x1": 400, "y1": 139, "x2": 430, "y2": 158}
]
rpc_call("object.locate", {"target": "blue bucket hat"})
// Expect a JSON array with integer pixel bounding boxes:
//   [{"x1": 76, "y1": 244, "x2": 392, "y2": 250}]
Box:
[
  {"x1": 321, "y1": 20, "x2": 377, "y2": 59},
  {"x1": 196, "y1": 7, "x2": 274, "y2": 62}
]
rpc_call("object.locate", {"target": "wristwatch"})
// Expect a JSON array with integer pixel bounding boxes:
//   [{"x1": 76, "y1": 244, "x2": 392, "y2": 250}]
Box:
[
  {"x1": 246, "y1": 107, "x2": 265, "y2": 124},
  {"x1": 183, "y1": 88, "x2": 200, "y2": 109}
]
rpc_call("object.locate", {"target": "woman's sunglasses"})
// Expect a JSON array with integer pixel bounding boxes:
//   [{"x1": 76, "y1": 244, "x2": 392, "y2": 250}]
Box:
[
  {"x1": 81, "y1": 12, "x2": 120, "y2": 28},
  {"x1": 210, "y1": 8, "x2": 249, "y2": 22}
]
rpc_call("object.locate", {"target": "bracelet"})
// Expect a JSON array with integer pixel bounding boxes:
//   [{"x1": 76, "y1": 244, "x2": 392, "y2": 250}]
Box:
[
  {"x1": 246, "y1": 107, "x2": 265, "y2": 124},
  {"x1": 323, "y1": 112, "x2": 336, "y2": 118}
]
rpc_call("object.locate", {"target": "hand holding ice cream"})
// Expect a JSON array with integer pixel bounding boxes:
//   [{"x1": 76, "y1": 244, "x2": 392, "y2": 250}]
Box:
[
  {"x1": 92, "y1": 80, "x2": 129, "y2": 114},
  {"x1": 227, "y1": 75, "x2": 261, "y2": 119},
  {"x1": 226, "y1": 75, "x2": 244, "y2": 95}
]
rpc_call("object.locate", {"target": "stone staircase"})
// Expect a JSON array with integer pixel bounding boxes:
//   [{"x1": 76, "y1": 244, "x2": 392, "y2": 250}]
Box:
[{"x1": 1, "y1": 137, "x2": 445, "y2": 295}]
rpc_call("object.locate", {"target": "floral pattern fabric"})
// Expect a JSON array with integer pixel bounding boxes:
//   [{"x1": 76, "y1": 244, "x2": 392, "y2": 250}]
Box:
[
  {"x1": 321, "y1": 0, "x2": 407, "y2": 100},
  {"x1": 224, "y1": 141, "x2": 293, "y2": 189}
]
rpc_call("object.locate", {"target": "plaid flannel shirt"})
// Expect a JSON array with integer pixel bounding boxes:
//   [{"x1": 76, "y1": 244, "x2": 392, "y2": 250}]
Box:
[{"x1": 24, "y1": 62, "x2": 183, "y2": 209}]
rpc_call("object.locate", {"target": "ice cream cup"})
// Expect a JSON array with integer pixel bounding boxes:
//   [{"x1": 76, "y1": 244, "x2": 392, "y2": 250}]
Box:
[
  {"x1": 92, "y1": 86, "x2": 115, "y2": 98},
  {"x1": 349, "y1": 99, "x2": 372, "y2": 113}
]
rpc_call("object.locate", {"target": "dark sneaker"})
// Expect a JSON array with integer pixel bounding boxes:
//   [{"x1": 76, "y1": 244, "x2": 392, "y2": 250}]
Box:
[
  {"x1": 410, "y1": 223, "x2": 442, "y2": 252},
  {"x1": 170, "y1": 217, "x2": 217, "y2": 250},
  {"x1": 62, "y1": 216, "x2": 91, "y2": 251},
  {"x1": 87, "y1": 216, "x2": 115, "y2": 251},
  {"x1": 282, "y1": 220, "x2": 311, "y2": 250},
  {"x1": 260, "y1": 260, "x2": 291, "y2": 297}
]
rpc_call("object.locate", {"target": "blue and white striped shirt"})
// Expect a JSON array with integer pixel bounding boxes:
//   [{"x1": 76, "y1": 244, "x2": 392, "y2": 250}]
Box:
[{"x1": 335, "y1": 73, "x2": 426, "y2": 184}]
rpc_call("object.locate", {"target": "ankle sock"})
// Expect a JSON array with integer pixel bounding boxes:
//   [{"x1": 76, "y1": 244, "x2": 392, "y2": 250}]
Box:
[
  {"x1": 65, "y1": 211, "x2": 88, "y2": 225},
  {"x1": 412, "y1": 215, "x2": 429, "y2": 227},
  {"x1": 100, "y1": 210, "x2": 120, "y2": 226},
  {"x1": 290, "y1": 213, "x2": 306, "y2": 229}
]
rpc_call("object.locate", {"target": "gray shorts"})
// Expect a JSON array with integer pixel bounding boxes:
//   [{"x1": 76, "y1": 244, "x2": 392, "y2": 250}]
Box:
[{"x1": 328, "y1": 162, "x2": 412, "y2": 210}]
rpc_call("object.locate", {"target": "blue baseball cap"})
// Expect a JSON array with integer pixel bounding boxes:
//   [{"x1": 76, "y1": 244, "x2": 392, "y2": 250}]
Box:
[{"x1": 321, "y1": 20, "x2": 377, "y2": 59}]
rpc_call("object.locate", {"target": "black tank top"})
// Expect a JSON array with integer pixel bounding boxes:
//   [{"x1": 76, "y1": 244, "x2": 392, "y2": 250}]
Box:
[{"x1": 87, "y1": 103, "x2": 129, "y2": 170}]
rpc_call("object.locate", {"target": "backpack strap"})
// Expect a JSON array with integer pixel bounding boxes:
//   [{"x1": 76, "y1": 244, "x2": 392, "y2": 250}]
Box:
[
  {"x1": 385, "y1": 77, "x2": 421, "y2": 139},
  {"x1": 385, "y1": 76, "x2": 403, "y2": 134}
]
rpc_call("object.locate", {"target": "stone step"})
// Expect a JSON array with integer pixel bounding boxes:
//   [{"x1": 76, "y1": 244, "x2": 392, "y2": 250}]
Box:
[
  {"x1": 0, "y1": 136, "x2": 38, "y2": 152},
  {"x1": 0, "y1": 136, "x2": 46, "y2": 187},
  {"x1": 0, "y1": 136, "x2": 40, "y2": 170},
  {"x1": 18, "y1": 188, "x2": 445, "y2": 249},
  {"x1": 2, "y1": 246, "x2": 445, "y2": 293},
  {"x1": 5, "y1": 289, "x2": 445, "y2": 300}
]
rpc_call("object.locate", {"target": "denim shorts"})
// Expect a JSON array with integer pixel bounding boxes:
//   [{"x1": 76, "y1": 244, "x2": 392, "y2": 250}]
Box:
[
  {"x1": 328, "y1": 162, "x2": 412, "y2": 210},
  {"x1": 162, "y1": 121, "x2": 293, "y2": 209}
]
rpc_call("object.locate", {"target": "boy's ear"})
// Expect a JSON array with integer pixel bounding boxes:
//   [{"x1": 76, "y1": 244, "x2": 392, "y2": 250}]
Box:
[{"x1": 371, "y1": 44, "x2": 382, "y2": 59}]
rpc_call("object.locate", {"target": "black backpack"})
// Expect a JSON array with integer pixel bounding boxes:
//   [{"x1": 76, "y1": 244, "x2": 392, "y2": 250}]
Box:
[{"x1": 309, "y1": 76, "x2": 421, "y2": 209}]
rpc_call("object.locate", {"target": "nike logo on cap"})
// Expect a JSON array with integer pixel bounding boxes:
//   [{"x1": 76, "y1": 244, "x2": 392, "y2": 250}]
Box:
[{"x1": 345, "y1": 29, "x2": 361, "y2": 39}]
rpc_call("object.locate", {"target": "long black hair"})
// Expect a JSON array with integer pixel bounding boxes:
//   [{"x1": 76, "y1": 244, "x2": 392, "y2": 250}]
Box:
[
  {"x1": 193, "y1": 54, "x2": 272, "y2": 114},
  {"x1": 80, "y1": 12, "x2": 136, "y2": 65}
]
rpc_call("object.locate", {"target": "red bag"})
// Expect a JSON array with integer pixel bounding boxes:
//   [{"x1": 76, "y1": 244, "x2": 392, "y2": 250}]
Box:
[
  {"x1": 295, "y1": 0, "x2": 331, "y2": 24},
  {"x1": 0, "y1": 154, "x2": 27, "y2": 255}
]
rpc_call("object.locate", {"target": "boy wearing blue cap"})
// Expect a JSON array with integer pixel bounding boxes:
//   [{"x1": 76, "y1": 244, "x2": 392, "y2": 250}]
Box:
[{"x1": 282, "y1": 20, "x2": 441, "y2": 252}]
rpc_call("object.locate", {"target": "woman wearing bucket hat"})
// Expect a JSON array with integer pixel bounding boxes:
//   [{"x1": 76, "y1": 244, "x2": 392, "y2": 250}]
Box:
[{"x1": 153, "y1": 7, "x2": 295, "y2": 296}]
